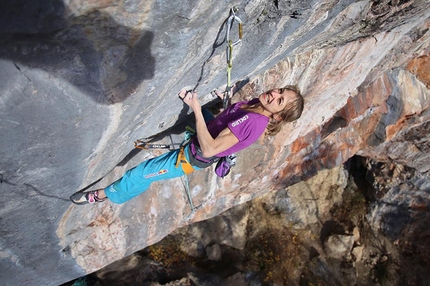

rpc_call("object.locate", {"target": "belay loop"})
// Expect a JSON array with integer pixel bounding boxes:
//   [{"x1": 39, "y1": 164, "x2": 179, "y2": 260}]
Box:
[{"x1": 224, "y1": 6, "x2": 243, "y2": 109}]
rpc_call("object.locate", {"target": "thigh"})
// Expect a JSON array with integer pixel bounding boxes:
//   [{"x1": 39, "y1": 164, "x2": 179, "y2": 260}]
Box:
[
  {"x1": 105, "y1": 149, "x2": 185, "y2": 204},
  {"x1": 135, "y1": 149, "x2": 185, "y2": 183}
]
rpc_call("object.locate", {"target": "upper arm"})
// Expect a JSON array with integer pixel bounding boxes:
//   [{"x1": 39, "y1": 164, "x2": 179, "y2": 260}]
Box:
[{"x1": 202, "y1": 127, "x2": 239, "y2": 157}]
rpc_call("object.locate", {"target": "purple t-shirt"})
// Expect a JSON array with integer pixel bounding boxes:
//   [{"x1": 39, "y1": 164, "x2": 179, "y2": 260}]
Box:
[{"x1": 205, "y1": 98, "x2": 269, "y2": 157}]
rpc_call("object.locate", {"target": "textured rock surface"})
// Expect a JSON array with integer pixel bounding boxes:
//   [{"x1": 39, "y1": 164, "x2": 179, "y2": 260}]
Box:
[
  {"x1": 0, "y1": 0, "x2": 429, "y2": 285},
  {"x1": 89, "y1": 160, "x2": 429, "y2": 285}
]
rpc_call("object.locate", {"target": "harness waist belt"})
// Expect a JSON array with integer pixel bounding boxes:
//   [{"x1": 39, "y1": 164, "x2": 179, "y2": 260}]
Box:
[
  {"x1": 188, "y1": 141, "x2": 220, "y2": 169},
  {"x1": 175, "y1": 146, "x2": 194, "y2": 174}
]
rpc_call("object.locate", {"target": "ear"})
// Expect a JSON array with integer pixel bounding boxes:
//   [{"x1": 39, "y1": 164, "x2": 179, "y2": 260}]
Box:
[{"x1": 272, "y1": 113, "x2": 283, "y2": 122}]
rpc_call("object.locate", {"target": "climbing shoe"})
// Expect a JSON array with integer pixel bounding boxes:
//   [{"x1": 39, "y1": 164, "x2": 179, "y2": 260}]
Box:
[{"x1": 70, "y1": 190, "x2": 106, "y2": 205}]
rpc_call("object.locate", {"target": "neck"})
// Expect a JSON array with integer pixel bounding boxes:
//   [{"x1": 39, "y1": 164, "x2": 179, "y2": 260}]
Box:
[{"x1": 247, "y1": 102, "x2": 273, "y2": 118}]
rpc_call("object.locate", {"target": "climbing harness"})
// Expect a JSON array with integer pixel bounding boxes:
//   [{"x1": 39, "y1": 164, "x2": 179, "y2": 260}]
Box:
[
  {"x1": 224, "y1": 6, "x2": 243, "y2": 109},
  {"x1": 134, "y1": 127, "x2": 198, "y2": 214},
  {"x1": 175, "y1": 145, "x2": 194, "y2": 175}
]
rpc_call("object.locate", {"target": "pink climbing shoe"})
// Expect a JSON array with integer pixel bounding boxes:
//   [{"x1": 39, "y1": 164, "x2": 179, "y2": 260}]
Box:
[{"x1": 70, "y1": 190, "x2": 106, "y2": 205}]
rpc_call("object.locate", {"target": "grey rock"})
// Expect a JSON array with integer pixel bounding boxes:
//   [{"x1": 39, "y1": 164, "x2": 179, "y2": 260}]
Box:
[{"x1": 0, "y1": 0, "x2": 429, "y2": 285}]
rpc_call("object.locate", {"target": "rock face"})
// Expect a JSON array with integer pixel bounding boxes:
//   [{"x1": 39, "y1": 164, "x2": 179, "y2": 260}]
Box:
[
  {"x1": 83, "y1": 160, "x2": 430, "y2": 285},
  {"x1": 0, "y1": 0, "x2": 429, "y2": 285}
]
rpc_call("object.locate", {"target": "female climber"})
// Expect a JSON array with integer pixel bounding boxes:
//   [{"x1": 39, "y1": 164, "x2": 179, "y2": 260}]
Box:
[{"x1": 71, "y1": 85, "x2": 304, "y2": 205}]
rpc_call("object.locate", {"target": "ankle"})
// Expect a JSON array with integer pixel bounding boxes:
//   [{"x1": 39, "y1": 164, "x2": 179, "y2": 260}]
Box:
[{"x1": 96, "y1": 189, "x2": 106, "y2": 199}]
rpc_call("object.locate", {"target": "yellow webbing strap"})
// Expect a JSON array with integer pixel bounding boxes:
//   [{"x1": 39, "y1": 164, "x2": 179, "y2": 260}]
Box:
[{"x1": 175, "y1": 146, "x2": 194, "y2": 175}]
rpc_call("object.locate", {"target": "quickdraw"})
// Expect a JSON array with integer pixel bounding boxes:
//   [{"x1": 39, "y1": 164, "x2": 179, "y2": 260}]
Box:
[
  {"x1": 224, "y1": 6, "x2": 243, "y2": 109},
  {"x1": 134, "y1": 140, "x2": 180, "y2": 150}
]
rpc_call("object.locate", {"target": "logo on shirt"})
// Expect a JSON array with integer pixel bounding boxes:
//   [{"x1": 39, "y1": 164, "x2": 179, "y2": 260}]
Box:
[{"x1": 231, "y1": 115, "x2": 249, "y2": 127}]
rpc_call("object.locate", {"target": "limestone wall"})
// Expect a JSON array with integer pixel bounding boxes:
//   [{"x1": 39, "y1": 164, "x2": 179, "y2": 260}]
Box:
[{"x1": 0, "y1": 0, "x2": 429, "y2": 284}]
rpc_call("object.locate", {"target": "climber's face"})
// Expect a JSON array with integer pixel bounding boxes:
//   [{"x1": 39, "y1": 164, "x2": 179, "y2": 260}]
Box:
[{"x1": 259, "y1": 88, "x2": 298, "y2": 116}]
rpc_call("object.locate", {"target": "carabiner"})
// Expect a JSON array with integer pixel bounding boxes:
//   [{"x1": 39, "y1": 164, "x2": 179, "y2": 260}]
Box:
[
  {"x1": 226, "y1": 7, "x2": 243, "y2": 67},
  {"x1": 134, "y1": 139, "x2": 149, "y2": 149},
  {"x1": 225, "y1": 7, "x2": 243, "y2": 48}
]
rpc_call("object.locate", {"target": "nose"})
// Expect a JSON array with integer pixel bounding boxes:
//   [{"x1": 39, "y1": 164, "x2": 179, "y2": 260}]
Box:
[{"x1": 271, "y1": 91, "x2": 280, "y2": 99}]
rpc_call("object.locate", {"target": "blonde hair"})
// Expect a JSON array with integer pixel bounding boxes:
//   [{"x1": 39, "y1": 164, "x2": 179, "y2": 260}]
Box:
[{"x1": 265, "y1": 85, "x2": 304, "y2": 136}]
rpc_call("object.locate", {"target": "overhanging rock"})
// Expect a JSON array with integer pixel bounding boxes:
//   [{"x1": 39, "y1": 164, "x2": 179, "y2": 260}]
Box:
[{"x1": 0, "y1": 0, "x2": 429, "y2": 284}]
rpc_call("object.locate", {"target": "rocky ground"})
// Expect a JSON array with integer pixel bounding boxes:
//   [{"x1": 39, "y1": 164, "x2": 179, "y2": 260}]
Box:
[{"x1": 65, "y1": 155, "x2": 430, "y2": 285}]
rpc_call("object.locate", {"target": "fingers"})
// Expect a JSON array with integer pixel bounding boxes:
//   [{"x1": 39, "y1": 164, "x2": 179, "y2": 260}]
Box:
[
  {"x1": 211, "y1": 89, "x2": 224, "y2": 100},
  {"x1": 211, "y1": 83, "x2": 237, "y2": 100},
  {"x1": 178, "y1": 90, "x2": 202, "y2": 112},
  {"x1": 178, "y1": 90, "x2": 194, "y2": 101},
  {"x1": 178, "y1": 89, "x2": 189, "y2": 100},
  {"x1": 185, "y1": 91, "x2": 194, "y2": 101}
]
